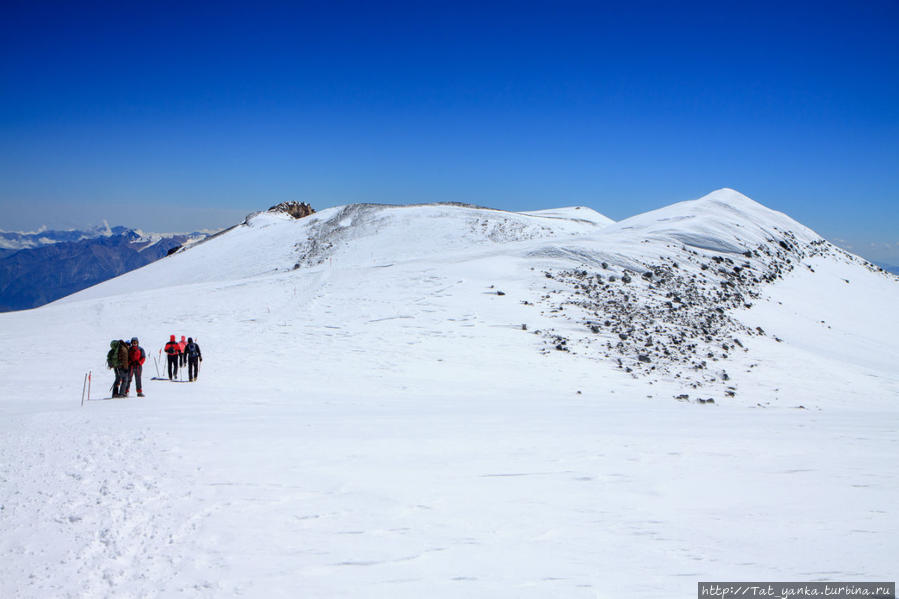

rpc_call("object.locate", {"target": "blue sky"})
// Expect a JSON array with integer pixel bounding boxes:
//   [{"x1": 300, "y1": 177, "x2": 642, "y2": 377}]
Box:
[{"x1": 2, "y1": 1, "x2": 897, "y2": 263}]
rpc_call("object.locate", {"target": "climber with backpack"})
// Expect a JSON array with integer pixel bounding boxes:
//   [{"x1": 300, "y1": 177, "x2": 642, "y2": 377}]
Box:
[
  {"x1": 106, "y1": 339, "x2": 129, "y2": 397},
  {"x1": 185, "y1": 337, "x2": 203, "y2": 382},
  {"x1": 123, "y1": 337, "x2": 146, "y2": 397},
  {"x1": 164, "y1": 334, "x2": 181, "y2": 380}
]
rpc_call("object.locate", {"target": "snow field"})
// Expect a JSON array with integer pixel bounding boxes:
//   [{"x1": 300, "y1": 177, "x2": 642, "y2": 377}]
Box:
[{"x1": 1, "y1": 189, "x2": 897, "y2": 597}]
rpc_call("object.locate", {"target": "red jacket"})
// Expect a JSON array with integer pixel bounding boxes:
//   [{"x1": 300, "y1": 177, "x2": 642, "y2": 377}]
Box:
[
  {"x1": 165, "y1": 340, "x2": 181, "y2": 355},
  {"x1": 129, "y1": 345, "x2": 145, "y2": 366}
]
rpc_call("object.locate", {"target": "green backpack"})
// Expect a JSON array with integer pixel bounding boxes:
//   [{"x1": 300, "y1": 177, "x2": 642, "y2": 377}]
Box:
[{"x1": 106, "y1": 340, "x2": 126, "y2": 369}]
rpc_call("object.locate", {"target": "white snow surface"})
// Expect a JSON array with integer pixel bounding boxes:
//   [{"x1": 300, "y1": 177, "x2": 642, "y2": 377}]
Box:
[{"x1": 1, "y1": 189, "x2": 897, "y2": 598}]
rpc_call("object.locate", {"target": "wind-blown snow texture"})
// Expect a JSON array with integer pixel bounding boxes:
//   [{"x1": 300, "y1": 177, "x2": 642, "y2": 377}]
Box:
[{"x1": 1, "y1": 189, "x2": 896, "y2": 598}]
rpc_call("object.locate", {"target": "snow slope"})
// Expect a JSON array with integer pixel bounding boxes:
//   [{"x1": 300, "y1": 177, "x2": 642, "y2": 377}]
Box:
[
  {"x1": 0, "y1": 190, "x2": 896, "y2": 598},
  {"x1": 59, "y1": 203, "x2": 612, "y2": 298}
]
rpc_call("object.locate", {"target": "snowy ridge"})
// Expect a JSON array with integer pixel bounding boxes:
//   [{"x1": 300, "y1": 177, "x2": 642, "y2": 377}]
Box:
[
  {"x1": 54, "y1": 189, "x2": 898, "y2": 401},
  {"x1": 59, "y1": 202, "x2": 613, "y2": 300},
  {"x1": 606, "y1": 188, "x2": 819, "y2": 251},
  {"x1": 1, "y1": 189, "x2": 897, "y2": 598},
  {"x1": 291, "y1": 203, "x2": 612, "y2": 269},
  {"x1": 519, "y1": 205, "x2": 615, "y2": 226}
]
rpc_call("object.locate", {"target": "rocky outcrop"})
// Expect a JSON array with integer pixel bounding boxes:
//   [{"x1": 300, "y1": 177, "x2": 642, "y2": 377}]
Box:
[{"x1": 268, "y1": 202, "x2": 315, "y2": 219}]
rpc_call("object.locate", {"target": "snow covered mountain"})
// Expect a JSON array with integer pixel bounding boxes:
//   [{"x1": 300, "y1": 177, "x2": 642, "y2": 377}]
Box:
[
  {"x1": 0, "y1": 226, "x2": 212, "y2": 311},
  {"x1": 0, "y1": 189, "x2": 896, "y2": 598},
  {"x1": 0, "y1": 222, "x2": 132, "y2": 251}
]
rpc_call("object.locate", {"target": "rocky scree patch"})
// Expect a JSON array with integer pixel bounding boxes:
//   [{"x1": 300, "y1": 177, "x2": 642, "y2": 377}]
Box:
[{"x1": 527, "y1": 231, "x2": 882, "y2": 401}]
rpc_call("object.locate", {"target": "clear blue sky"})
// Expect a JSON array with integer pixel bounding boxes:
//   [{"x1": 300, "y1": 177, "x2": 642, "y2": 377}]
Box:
[{"x1": 2, "y1": 1, "x2": 897, "y2": 263}]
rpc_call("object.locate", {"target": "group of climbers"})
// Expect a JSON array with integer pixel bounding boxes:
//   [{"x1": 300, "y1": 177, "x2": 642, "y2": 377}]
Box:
[
  {"x1": 105, "y1": 337, "x2": 146, "y2": 398},
  {"x1": 164, "y1": 335, "x2": 202, "y2": 382},
  {"x1": 106, "y1": 334, "x2": 202, "y2": 398}
]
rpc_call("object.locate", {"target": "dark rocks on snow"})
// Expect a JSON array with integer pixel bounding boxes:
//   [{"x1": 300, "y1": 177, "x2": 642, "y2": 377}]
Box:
[
  {"x1": 539, "y1": 333, "x2": 571, "y2": 354},
  {"x1": 269, "y1": 201, "x2": 315, "y2": 219},
  {"x1": 531, "y1": 230, "x2": 842, "y2": 395}
]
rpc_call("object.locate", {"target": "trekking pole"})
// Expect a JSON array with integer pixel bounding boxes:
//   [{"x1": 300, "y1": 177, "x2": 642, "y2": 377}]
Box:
[
  {"x1": 81, "y1": 373, "x2": 88, "y2": 406},
  {"x1": 153, "y1": 354, "x2": 160, "y2": 378}
]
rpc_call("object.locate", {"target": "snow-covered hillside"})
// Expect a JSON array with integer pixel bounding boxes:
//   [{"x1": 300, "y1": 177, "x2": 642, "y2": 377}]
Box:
[{"x1": 1, "y1": 190, "x2": 896, "y2": 598}]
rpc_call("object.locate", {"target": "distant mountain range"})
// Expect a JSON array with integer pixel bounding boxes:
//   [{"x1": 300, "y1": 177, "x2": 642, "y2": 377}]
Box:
[{"x1": 0, "y1": 226, "x2": 213, "y2": 311}]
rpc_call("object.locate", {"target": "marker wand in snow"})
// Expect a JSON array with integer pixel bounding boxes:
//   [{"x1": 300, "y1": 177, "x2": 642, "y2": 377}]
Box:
[{"x1": 81, "y1": 373, "x2": 88, "y2": 406}]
